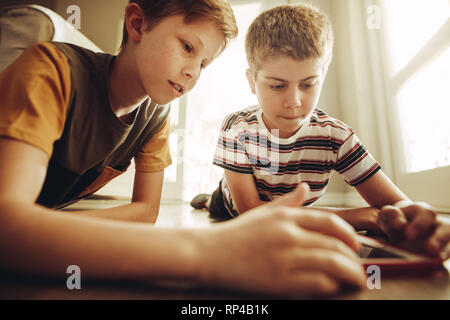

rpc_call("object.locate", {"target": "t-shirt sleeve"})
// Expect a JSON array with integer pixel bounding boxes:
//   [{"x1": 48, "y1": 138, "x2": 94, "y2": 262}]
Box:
[
  {"x1": 0, "y1": 42, "x2": 72, "y2": 156},
  {"x1": 134, "y1": 118, "x2": 172, "y2": 172},
  {"x1": 334, "y1": 130, "x2": 381, "y2": 186},
  {"x1": 213, "y1": 115, "x2": 253, "y2": 174}
]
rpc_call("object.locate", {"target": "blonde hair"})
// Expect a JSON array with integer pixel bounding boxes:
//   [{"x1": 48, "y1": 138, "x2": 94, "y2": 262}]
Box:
[
  {"x1": 121, "y1": 0, "x2": 238, "y2": 54},
  {"x1": 245, "y1": 4, "x2": 334, "y2": 77}
]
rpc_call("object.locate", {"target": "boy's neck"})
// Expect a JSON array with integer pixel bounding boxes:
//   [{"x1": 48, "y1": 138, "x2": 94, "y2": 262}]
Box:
[
  {"x1": 108, "y1": 47, "x2": 148, "y2": 118},
  {"x1": 261, "y1": 112, "x2": 304, "y2": 139}
]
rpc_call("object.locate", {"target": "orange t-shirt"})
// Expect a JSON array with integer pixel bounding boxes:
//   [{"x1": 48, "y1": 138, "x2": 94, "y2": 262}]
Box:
[{"x1": 0, "y1": 42, "x2": 172, "y2": 208}]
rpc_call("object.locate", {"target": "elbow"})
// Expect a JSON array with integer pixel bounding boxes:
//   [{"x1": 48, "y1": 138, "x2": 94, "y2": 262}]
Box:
[
  {"x1": 0, "y1": 198, "x2": 39, "y2": 224},
  {"x1": 235, "y1": 200, "x2": 266, "y2": 215},
  {"x1": 132, "y1": 201, "x2": 159, "y2": 223}
]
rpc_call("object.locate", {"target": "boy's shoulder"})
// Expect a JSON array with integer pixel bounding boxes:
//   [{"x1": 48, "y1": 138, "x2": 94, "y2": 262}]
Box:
[
  {"x1": 309, "y1": 108, "x2": 354, "y2": 137},
  {"x1": 49, "y1": 41, "x2": 112, "y2": 71},
  {"x1": 15, "y1": 41, "x2": 68, "y2": 67},
  {"x1": 220, "y1": 105, "x2": 261, "y2": 132},
  {"x1": 19, "y1": 41, "x2": 112, "y2": 78},
  {"x1": 24, "y1": 41, "x2": 104, "y2": 60}
]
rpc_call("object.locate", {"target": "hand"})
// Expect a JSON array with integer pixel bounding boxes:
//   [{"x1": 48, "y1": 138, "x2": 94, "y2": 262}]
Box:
[
  {"x1": 197, "y1": 183, "x2": 366, "y2": 298},
  {"x1": 335, "y1": 207, "x2": 384, "y2": 234},
  {"x1": 378, "y1": 201, "x2": 450, "y2": 258},
  {"x1": 426, "y1": 219, "x2": 450, "y2": 260}
]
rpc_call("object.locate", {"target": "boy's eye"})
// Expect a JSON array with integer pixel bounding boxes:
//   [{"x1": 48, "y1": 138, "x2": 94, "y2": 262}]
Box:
[
  {"x1": 301, "y1": 82, "x2": 316, "y2": 89},
  {"x1": 270, "y1": 84, "x2": 285, "y2": 90},
  {"x1": 182, "y1": 41, "x2": 193, "y2": 53}
]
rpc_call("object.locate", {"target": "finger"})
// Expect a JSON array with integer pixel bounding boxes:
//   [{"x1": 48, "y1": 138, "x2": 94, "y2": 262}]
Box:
[
  {"x1": 394, "y1": 200, "x2": 433, "y2": 212},
  {"x1": 401, "y1": 205, "x2": 437, "y2": 240},
  {"x1": 392, "y1": 199, "x2": 414, "y2": 208},
  {"x1": 290, "y1": 249, "x2": 367, "y2": 289},
  {"x1": 341, "y1": 208, "x2": 383, "y2": 233},
  {"x1": 395, "y1": 201, "x2": 435, "y2": 223},
  {"x1": 443, "y1": 242, "x2": 450, "y2": 261},
  {"x1": 426, "y1": 224, "x2": 450, "y2": 259},
  {"x1": 293, "y1": 227, "x2": 360, "y2": 260},
  {"x1": 378, "y1": 205, "x2": 408, "y2": 241},
  {"x1": 270, "y1": 182, "x2": 309, "y2": 208},
  {"x1": 286, "y1": 271, "x2": 340, "y2": 297},
  {"x1": 284, "y1": 208, "x2": 360, "y2": 252}
]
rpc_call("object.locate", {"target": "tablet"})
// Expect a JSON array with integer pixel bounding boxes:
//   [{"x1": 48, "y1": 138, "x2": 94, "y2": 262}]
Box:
[{"x1": 357, "y1": 235, "x2": 444, "y2": 274}]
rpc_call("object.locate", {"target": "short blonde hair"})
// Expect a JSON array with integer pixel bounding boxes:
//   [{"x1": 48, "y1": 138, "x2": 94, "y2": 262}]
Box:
[
  {"x1": 246, "y1": 4, "x2": 334, "y2": 76},
  {"x1": 121, "y1": 0, "x2": 238, "y2": 54}
]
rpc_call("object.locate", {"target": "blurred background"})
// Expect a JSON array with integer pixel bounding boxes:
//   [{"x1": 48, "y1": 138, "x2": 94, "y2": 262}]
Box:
[{"x1": 2, "y1": 0, "x2": 448, "y2": 210}]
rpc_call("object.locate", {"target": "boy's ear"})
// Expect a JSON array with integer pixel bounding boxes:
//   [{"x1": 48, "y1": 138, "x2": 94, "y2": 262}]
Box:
[
  {"x1": 125, "y1": 3, "x2": 146, "y2": 44},
  {"x1": 246, "y1": 69, "x2": 256, "y2": 95}
]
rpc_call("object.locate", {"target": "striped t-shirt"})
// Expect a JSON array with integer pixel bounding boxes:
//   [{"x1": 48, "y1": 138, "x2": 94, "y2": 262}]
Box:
[{"x1": 213, "y1": 106, "x2": 381, "y2": 217}]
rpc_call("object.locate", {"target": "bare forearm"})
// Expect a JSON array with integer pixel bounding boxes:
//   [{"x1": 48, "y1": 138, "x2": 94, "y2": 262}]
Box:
[
  {"x1": 63, "y1": 201, "x2": 159, "y2": 223},
  {"x1": 0, "y1": 201, "x2": 199, "y2": 281},
  {"x1": 235, "y1": 199, "x2": 267, "y2": 215},
  {"x1": 312, "y1": 206, "x2": 382, "y2": 232}
]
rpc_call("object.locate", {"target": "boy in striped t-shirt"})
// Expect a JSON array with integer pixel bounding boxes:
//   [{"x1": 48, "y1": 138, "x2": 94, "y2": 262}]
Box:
[{"x1": 191, "y1": 4, "x2": 446, "y2": 246}]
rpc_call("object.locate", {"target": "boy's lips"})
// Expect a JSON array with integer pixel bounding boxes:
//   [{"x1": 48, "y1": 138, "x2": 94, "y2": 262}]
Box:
[
  {"x1": 279, "y1": 115, "x2": 303, "y2": 120},
  {"x1": 169, "y1": 81, "x2": 185, "y2": 97}
]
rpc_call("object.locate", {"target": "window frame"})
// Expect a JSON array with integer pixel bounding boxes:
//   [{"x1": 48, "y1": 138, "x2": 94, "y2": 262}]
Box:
[{"x1": 369, "y1": 0, "x2": 450, "y2": 210}]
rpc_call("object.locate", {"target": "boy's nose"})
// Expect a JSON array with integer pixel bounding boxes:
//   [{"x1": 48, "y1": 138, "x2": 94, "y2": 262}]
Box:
[
  {"x1": 284, "y1": 88, "x2": 302, "y2": 109},
  {"x1": 182, "y1": 64, "x2": 201, "y2": 82}
]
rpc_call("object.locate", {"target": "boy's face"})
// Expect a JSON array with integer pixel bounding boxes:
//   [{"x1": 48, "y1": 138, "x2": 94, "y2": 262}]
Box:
[
  {"x1": 134, "y1": 14, "x2": 225, "y2": 105},
  {"x1": 246, "y1": 56, "x2": 325, "y2": 138}
]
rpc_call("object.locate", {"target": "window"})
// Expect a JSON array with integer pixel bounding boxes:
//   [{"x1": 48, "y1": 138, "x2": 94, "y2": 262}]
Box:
[
  {"x1": 383, "y1": 0, "x2": 448, "y2": 76},
  {"x1": 382, "y1": 0, "x2": 449, "y2": 173},
  {"x1": 378, "y1": 0, "x2": 450, "y2": 208},
  {"x1": 396, "y1": 48, "x2": 450, "y2": 173}
]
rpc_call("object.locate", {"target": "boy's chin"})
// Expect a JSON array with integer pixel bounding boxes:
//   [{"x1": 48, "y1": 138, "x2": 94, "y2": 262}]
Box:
[
  {"x1": 150, "y1": 96, "x2": 176, "y2": 106},
  {"x1": 276, "y1": 119, "x2": 307, "y2": 136},
  {"x1": 280, "y1": 118, "x2": 306, "y2": 127}
]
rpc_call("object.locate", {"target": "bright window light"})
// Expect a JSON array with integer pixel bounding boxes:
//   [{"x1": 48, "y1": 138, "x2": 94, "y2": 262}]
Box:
[
  {"x1": 382, "y1": 0, "x2": 450, "y2": 173},
  {"x1": 383, "y1": 0, "x2": 449, "y2": 76},
  {"x1": 181, "y1": 2, "x2": 261, "y2": 200},
  {"x1": 396, "y1": 48, "x2": 450, "y2": 173}
]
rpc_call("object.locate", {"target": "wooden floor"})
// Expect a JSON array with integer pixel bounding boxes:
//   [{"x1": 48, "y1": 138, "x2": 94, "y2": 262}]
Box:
[{"x1": 157, "y1": 202, "x2": 213, "y2": 228}]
